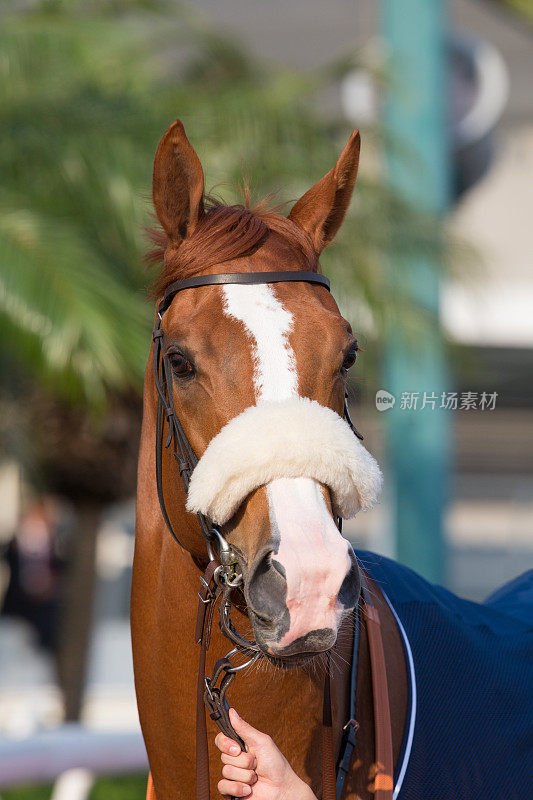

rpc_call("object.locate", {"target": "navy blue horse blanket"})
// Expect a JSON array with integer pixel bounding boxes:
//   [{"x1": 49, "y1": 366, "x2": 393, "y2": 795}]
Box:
[{"x1": 355, "y1": 551, "x2": 533, "y2": 799}]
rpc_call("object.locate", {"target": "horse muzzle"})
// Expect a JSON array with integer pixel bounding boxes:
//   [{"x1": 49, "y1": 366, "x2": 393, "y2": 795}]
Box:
[{"x1": 244, "y1": 541, "x2": 361, "y2": 658}]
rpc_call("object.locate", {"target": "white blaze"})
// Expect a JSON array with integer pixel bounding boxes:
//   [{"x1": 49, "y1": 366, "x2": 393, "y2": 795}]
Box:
[
  {"x1": 222, "y1": 283, "x2": 351, "y2": 649},
  {"x1": 222, "y1": 283, "x2": 297, "y2": 403}
]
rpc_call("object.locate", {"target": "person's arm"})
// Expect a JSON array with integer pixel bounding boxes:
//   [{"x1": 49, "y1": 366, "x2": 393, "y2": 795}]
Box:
[{"x1": 215, "y1": 708, "x2": 317, "y2": 800}]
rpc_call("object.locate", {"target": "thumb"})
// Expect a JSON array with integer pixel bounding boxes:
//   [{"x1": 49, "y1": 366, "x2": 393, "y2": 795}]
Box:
[{"x1": 229, "y1": 708, "x2": 266, "y2": 748}]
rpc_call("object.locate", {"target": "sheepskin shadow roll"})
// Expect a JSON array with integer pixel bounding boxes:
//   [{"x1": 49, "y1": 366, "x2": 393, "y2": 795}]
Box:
[{"x1": 186, "y1": 397, "x2": 383, "y2": 525}]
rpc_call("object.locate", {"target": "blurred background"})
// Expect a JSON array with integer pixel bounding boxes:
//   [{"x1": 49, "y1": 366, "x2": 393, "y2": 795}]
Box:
[{"x1": 0, "y1": 0, "x2": 531, "y2": 797}]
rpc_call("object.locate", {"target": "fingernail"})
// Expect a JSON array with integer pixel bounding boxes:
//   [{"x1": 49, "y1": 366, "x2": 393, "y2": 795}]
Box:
[
  {"x1": 242, "y1": 787, "x2": 251, "y2": 796},
  {"x1": 232, "y1": 708, "x2": 240, "y2": 719},
  {"x1": 230, "y1": 745, "x2": 240, "y2": 755}
]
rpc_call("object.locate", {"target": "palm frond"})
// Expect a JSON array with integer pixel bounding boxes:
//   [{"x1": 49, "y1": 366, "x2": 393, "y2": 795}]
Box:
[{"x1": 0, "y1": 0, "x2": 459, "y2": 410}]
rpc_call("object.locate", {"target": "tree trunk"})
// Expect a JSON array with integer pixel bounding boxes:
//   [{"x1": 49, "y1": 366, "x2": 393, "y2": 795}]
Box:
[{"x1": 56, "y1": 502, "x2": 102, "y2": 722}]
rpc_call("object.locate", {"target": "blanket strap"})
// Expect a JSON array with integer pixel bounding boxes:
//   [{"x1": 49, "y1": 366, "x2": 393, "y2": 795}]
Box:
[
  {"x1": 362, "y1": 583, "x2": 394, "y2": 800},
  {"x1": 322, "y1": 653, "x2": 337, "y2": 800}
]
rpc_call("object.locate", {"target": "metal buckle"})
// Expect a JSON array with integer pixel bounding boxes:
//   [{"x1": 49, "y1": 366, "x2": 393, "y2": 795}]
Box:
[
  {"x1": 197, "y1": 593, "x2": 211, "y2": 604},
  {"x1": 208, "y1": 529, "x2": 244, "y2": 588},
  {"x1": 198, "y1": 574, "x2": 216, "y2": 604},
  {"x1": 343, "y1": 718, "x2": 359, "y2": 732}
]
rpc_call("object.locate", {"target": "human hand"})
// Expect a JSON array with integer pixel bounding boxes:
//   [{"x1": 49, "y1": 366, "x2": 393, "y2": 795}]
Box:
[{"x1": 215, "y1": 708, "x2": 317, "y2": 800}]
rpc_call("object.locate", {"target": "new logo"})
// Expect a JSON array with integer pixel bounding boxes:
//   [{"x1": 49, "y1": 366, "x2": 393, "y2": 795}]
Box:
[{"x1": 375, "y1": 390, "x2": 396, "y2": 411}]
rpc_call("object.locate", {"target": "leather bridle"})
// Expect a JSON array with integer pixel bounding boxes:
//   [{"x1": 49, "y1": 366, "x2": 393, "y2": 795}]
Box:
[
  {"x1": 153, "y1": 270, "x2": 336, "y2": 555},
  {"x1": 151, "y1": 269, "x2": 392, "y2": 800}
]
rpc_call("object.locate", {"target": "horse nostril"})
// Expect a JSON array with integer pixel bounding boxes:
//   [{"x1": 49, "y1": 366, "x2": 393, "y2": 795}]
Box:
[
  {"x1": 338, "y1": 550, "x2": 361, "y2": 612},
  {"x1": 246, "y1": 547, "x2": 288, "y2": 628},
  {"x1": 250, "y1": 608, "x2": 268, "y2": 623}
]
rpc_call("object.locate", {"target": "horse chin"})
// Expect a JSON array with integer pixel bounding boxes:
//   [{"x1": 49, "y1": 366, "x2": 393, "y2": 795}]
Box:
[{"x1": 264, "y1": 650, "x2": 322, "y2": 670}]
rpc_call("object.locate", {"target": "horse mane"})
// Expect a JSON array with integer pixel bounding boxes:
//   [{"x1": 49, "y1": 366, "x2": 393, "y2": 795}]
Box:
[{"x1": 147, "y1": 196, "x2": 318, "y2": 297}]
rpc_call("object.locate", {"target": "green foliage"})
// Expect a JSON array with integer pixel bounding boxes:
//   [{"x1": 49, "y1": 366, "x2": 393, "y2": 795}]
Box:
[
  {"x1": 2, "y1": 774, "x2": 147, "y2": 800},
  {"x1": 90, "y1": 774, "x2": 147, "y2": 800},
  {"x1": 1, "y1": 0, "x2": 451, "y2": 409},
  {"x1": 496, "y1": 0, "x2": 533, "y2": 23},
  {"x1": 1, "y1": 783, "x2": 51, "y2": 800}
]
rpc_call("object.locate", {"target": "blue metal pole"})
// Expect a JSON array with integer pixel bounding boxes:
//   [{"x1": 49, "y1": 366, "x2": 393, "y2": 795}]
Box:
[{"x1": 381, "y1": 0, "x2": 451, "y2": 583}]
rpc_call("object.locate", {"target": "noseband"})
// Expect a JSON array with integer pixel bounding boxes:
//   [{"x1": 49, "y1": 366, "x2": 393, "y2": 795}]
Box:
[{"x1": 152, "y1": 270, "x2": 366, "y2": 800}]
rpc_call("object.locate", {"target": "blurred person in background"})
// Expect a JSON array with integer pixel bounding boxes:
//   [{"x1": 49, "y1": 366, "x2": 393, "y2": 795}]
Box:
[{"x1": 2, "y1": 496, "x2": 66, "y2": 652}]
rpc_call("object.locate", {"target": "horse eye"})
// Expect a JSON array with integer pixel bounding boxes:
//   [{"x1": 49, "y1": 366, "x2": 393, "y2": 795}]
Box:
[
  {"x1": 168, "y1": 352, "x2": 194, "y2": 377},
  {"x1": 342, "y1": 345, "x2": 358, "y2": 372}
]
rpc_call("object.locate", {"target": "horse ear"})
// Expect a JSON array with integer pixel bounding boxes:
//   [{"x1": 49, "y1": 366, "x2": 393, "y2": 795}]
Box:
[
  {"x1": 288, "y1": 130, "x2": 360, "y2": 254},
  {"x1": 152, "y1": 120, "x2": 205, "y2": 244}
]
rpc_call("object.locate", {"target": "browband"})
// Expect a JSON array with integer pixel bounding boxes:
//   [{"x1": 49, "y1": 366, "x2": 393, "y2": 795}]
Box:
[{"x1": 158, "y1": 270, "x2": 330, "y2": 316}]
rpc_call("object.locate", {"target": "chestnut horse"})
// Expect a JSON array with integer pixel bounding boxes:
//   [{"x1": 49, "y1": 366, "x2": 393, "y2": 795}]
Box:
[{"x1": 131, "y1": 121, "x2": 408, "y2": 800}]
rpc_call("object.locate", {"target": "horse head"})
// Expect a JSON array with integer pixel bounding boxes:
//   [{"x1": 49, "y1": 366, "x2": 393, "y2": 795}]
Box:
[{"x1": 149, "y1": 121, "x2": 382, "y2": 662}]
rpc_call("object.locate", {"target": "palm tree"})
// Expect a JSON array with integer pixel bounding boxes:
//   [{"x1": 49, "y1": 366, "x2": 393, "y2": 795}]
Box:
[
  {"x1": 0, "y1": 0, "x2": 450, "y2": 719},
  {"x1": 1, "y1": 1, "x2": 156, "y2": 720}
]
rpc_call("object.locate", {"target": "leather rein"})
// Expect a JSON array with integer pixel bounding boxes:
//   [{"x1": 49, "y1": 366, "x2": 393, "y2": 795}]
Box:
[{"x1": 150, "y1": 270, "x2": 393, "y2": 800}]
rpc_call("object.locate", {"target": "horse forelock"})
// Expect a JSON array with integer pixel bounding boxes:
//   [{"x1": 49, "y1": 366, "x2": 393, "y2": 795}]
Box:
[{"x1": 147, "y1": 197, "x2": 318, "y2": 298}]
